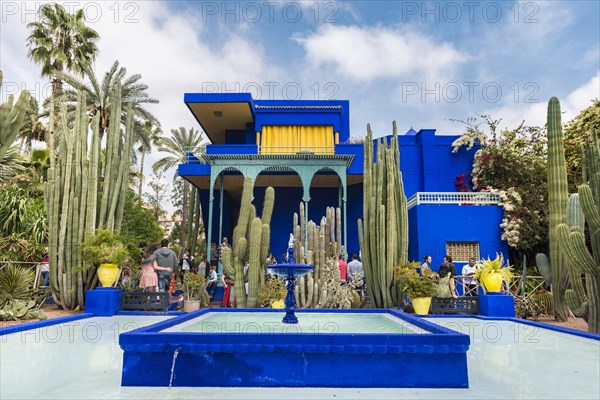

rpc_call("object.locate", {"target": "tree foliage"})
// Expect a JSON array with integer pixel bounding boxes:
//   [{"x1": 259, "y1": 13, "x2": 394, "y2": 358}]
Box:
[
  {"x1": 153, "y1": 127, "x2": 204, "y2": 250},
  {"x1": 120, "y1": 190, "x2": 164, "y2": 263},
  {"x1": 54, "y1": 60, "x2": 159, "y2": 141},
  {"x1": 144, "y1": 171, "x2": 168, "y2": 220},
  {"x1": 564, "y1": 99, "x2": 600, "y2": 192},
  {"x1": 452, "y1": 115, "x2": 548, "y2": 256},
  {"x1": 26, "y1": 3, "x2": 99, "y2": 95}
]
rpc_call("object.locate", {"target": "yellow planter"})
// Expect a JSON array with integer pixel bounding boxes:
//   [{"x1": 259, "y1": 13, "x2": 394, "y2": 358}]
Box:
[
  {"x1": 412, "y1": 297, "x2": 432, "y2": 315},
  {"x1": 270, "y1": 299, "x2": 285, "y2": 308},
  {"x1": 482, "y1": 273, "x2": 504, "y2": 292},
  {"x1": 98, "y1": 263, "x2": 120, "y2": 287}
]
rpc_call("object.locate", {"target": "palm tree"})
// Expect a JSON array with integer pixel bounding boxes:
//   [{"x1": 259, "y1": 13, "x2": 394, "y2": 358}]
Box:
[
  {"x1": 152, "y1": 127, "x2": 204, "y2": 250},
  {"x1": 18, "y1": 96, "x2": 47, "y2": 154},
  {"x1": 137, "y1": 121, "x2": 162, "y2": 197},
  {"x1": 26, "y1": 3, "x2": 99, "y2": 96},
  {"x1": 0, "y1": 146, "x2": 25, "y2": 186},
  {"x1": 55, "y1": 60, "x2": 159, "y2": 141}
]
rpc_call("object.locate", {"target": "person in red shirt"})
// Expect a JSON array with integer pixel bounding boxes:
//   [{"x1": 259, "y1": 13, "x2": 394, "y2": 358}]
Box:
[{"x1": 338, "y1": 255, "x2": 348, "y2": 282}]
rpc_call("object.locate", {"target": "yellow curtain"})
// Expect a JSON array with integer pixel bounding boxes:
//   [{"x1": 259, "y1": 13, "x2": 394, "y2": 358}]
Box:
[{"x1": 261, "y1": 125, "x2": 334, "y2": 154}]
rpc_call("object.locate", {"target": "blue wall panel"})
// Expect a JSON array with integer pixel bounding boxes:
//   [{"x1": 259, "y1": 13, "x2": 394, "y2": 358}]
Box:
[{"x1": 412, "y1": 204, "x2": 508, "y2": 271}]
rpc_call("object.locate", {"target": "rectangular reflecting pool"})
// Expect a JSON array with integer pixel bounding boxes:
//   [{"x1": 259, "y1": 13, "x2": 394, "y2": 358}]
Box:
[
  {"x1": 2, "y1": 314, "x2": 599, "y2": 398},
  {"x1": 119, "y1": 309, "x2": 470, "y2": 388},
  {"x1": 162, "y1": 311, "x2": 425, "y2": 334}
]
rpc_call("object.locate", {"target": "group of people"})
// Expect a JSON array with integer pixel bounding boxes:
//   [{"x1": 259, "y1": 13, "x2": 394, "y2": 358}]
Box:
[
  {"x1": 139, "y1": 239, "x2": 219, "y2": 298},
  {"x1": 337, "y1": 253, "x2": 364, "y2": 285},
  {"x1": 420, "y1": 255, "x2": 478, "y2": 297}
]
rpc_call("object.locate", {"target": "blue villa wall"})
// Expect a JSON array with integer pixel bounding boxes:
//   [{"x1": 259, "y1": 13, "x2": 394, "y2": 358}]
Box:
[
  {"x1": 180, "y1": 94, "x2": 505, "y2": 264},
  {"x1": 408, "y1": 204, "x2": 508, "y2": 271}
]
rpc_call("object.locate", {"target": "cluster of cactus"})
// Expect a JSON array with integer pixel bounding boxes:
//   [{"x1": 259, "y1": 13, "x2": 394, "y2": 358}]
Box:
[
  {"x1": 292, "y1": 204, "x2": 361, "y2": 308},
  {"x1": 0, "y1": 71, "x2": 30, "y2": 174},
  {"x1": 0, "y1": 299, "x2": 47, "y2": 321},
  {"x1": 221, "y1": 177, "x2": 274, "y2": 308},
  {"x1": 556, "y1": 134, "x2": 600, "y2": 333},
  {"x1": 546, "y1": 96, "x2": 600, "y2": 333},
  {"x1": 358, "y1": 122, "x2": 409, "y2": 308},
  {"x1": 561, "y1": 193, "x2": 589, "y2": 320},
  {"x1": 45, "y1": 85, "x2": 134, "y2": 310}
]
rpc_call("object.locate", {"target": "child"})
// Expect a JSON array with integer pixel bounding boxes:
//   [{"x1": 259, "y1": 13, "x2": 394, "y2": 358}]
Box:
[{"x1": 139, "y1": 245, "x2": 159, "y2": 291}]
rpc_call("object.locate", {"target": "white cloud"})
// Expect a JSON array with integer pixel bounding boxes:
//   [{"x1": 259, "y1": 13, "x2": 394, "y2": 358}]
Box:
[
  {"x1": 294, "y1": 24, "x2": 467, "y2": 82},
  {"x1": 0, "y1": 1, "x2": 272, "y2": 213},
  {"x1": 479, "y1": 73, "x2": 600, "y2": 130}
]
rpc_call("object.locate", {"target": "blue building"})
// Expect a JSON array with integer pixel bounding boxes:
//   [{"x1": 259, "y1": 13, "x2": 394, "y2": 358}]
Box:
[{"x1": 178, "y1": 93, "x2": 508, "y2": 272}]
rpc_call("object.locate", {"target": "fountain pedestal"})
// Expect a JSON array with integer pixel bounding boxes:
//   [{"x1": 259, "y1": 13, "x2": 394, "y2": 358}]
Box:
[{"x1": 268, "y1": 246, "x2": 314, "y2": 324}]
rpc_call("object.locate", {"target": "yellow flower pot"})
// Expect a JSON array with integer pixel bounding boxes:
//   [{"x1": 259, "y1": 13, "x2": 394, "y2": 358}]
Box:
[
  {"x1": 482, "y1": 272, "x2": 504, "y2": 292},
  {"x1": 412, "y1": 297, "x2": 432, "y2": 315},
  {"x1": 98, "y1": 263, "x2": 120, "y2": 287},
  {"x1": 270, "y1": 299, "x2": 285, "y2": 309}
]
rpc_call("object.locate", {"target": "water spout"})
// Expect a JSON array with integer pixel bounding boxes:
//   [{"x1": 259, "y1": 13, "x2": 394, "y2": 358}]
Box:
[{"x1": 168, "y1": 346, "x2": 182, "y2": 389}]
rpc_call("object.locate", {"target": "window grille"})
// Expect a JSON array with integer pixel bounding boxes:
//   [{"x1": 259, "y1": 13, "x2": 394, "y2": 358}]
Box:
[{"x1": 446, "y1": 242, "x2": 479, "y2": 262}]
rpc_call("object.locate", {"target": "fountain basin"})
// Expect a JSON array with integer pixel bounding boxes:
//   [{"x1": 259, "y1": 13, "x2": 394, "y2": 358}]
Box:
[
  {"x1": 119, "y1": 309, "x2": 470, "y2": 388},
  {"x1": 267, "y1": 263, "x2": 314, "y2": 277}
]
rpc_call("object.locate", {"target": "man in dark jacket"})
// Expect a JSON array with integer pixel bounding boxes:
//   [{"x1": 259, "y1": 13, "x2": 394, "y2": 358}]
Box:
[{"x1": 141, "y1": 239, "x2": 178, "y2": 292}]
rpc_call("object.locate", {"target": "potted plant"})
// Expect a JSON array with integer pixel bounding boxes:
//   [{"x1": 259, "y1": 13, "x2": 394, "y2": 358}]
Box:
[
  {"x1": 396, "y1": 262, "x2": 436, "y2": 315},
  {"x1": 475, "y1": 253, "x2": 514, "y2": 293},
  {"x1": 182, "y1": 273, "x2": 204, "y2": 312},
  {"x1": 81, "y1": 229, "x2": 129, "y2": 287},
  {"x1": 259, "y1": 276, "x2": 286, "y2": 308}
]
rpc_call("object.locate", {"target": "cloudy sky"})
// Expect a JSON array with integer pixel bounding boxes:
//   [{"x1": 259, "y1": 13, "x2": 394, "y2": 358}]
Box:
[{"x1": 1, "y1": 0, "x2": 599, "y2": 209}]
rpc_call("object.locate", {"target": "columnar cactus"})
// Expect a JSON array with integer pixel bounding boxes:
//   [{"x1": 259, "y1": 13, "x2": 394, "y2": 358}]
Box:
[
  {"x1": 45, "y1": 85, "x2": 134, "y2": 310},
  {"x1": 358, "y1": 122, "x2": 408, "y2": 308},
  {"x1": 546, "y1": 97, "x2": 570, "y2": 321},
  {"x1": 222, "y1": 177, "x2": 274, "y2": 308},
  {"x1": 563, "y1": 194, "x2": 589, "y2": 320},
  {"x1": 291, "y1": 203, "x2": 356, "y2": 308},
  {"x1": 557, "y1": 133, "x2": 600, "y2": 333}
]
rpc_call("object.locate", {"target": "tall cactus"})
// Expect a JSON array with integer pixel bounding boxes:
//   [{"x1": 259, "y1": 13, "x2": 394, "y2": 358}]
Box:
[
  {"x1": 222, "y1": 177, "x2": 274, "y2": 308},
  {"x1": 546, "y1": 97, "x2": 570, "y2": 321},
  {"x1": 563, "y1": 194, "x2": 589, "y2": 320},
  {"x1": 44, "y1": 85, "x2": 135, "y2": 310},
  {"x1": 557, "y1": 133, "x2": 600, "y2": 333},
  {"x1": 358, "y1": 122, "x2": 408, "y2": 308},
  {"x1": 292, "y1": 204, "x2": 356, "y2": 308}
]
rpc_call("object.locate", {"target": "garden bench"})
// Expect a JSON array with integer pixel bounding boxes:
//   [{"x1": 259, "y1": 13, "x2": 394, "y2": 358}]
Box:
[
  {"x1": 430, "y1": 296, "x2": 480, "y2": 315},
  {"x1": 121, "y1": 291, "x2": 169, "y2": 312}
]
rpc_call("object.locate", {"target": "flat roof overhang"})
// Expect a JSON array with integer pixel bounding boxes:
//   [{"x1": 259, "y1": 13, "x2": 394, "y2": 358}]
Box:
[{"x1": 184, "y1": 93, "x2": 255, "y2": 144}]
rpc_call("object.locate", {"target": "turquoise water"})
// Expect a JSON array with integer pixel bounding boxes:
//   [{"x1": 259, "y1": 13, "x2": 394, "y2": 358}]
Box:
[
  {"x1": 171, "y1": 312, "x2": 420, "y2": 334},
  {"x1": 1, "y1": 315, "x2": 599, "y2": 399}
]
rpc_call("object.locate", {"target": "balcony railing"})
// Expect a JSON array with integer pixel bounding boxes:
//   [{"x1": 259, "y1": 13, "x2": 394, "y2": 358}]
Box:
[
  {"x1": 258, "y1": 146, "x2": 334, "y2": 155},
  {"x1": 407, "y1": 192, "x2": 502, "y2": 209},
  {"x1": 183, "y1": 145, "x2": 339, "y2": 164},
  {"x1": 183, "y1": 146, "x2": 207, "y2": 164}
]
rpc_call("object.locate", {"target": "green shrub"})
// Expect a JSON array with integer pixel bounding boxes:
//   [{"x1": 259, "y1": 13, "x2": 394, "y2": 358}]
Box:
[
  {"x1": 0, "y1": 263, "x2": 34, "y2": 307},
  {"x1": 81, "y1": 229, "x2": 129, "y2": 266}
]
